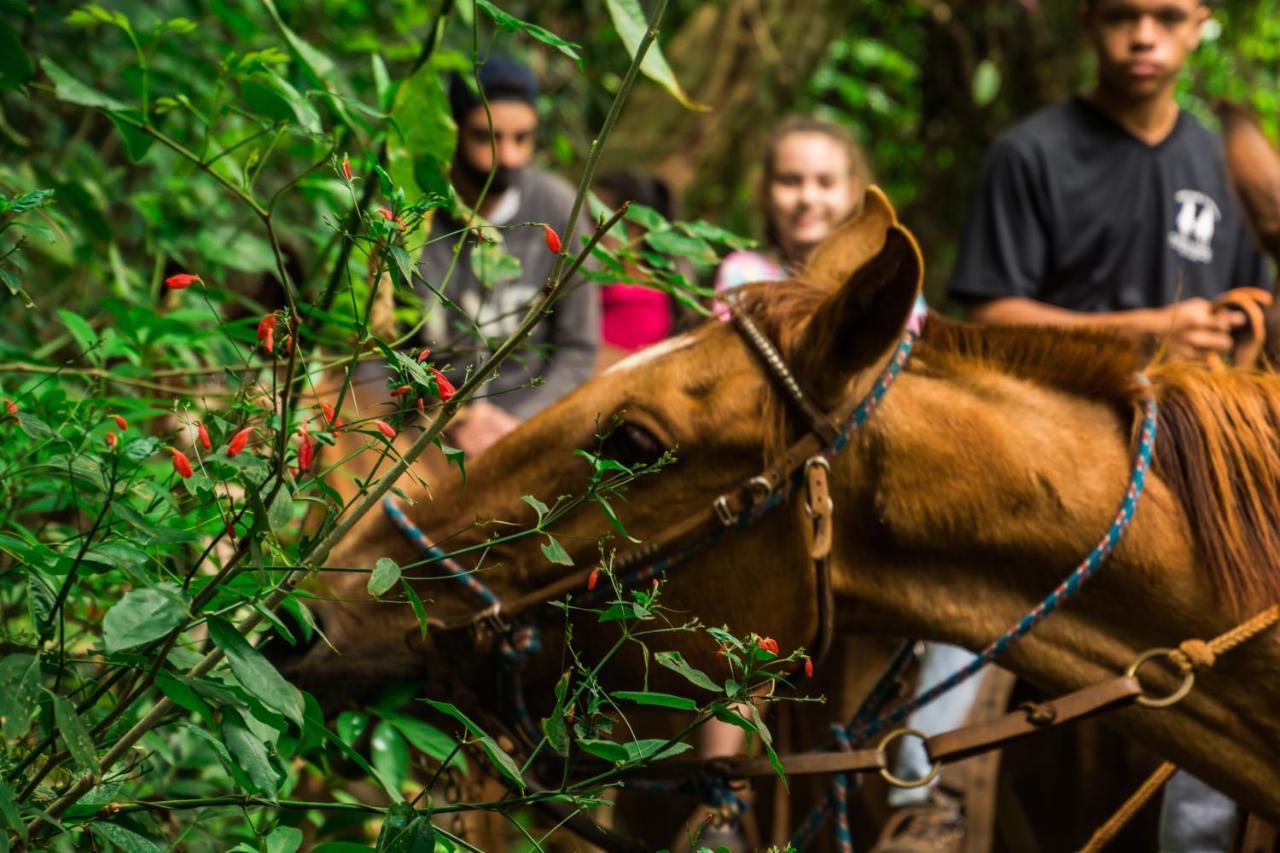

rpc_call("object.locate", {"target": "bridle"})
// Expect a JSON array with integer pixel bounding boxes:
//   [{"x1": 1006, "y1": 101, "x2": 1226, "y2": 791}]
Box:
[{"x1": 386, "y1": 289, "x2": 931, "y2": 666}]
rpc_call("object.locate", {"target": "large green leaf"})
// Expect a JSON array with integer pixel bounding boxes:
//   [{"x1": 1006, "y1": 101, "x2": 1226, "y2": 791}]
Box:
[
  {"x1": 102, "y1": 583, "x2": 189, "y2": 654},
  {"x1": 221, "y1": 707, "x2": 282, "y2": 796},
  {"x1": 207, "y1": 616, "x2": 305, "y2": 727},
  {"x1": 474, "y1": 0, "x2": 583, "y2": 67},
  {"x1": 386, "y1": 62, "x2": 456, "y2": 203},
  {"x1": 381, "y1": 712, "x2": 464, "y2": 769},
  {"x1": 46, "y1": 689, "x2": 98, "y2": 776},
  {"x1": 653, "y1": 650, "x2": 719, "y2": 692},
  {"x1": 266, "y1": 825, "x2": 303, "y2": 853},
  {"x1": 0, "y1": 19, "x2": 33, "y2": 90},
  {"x1": 420, "y1": 700, "x2": 524, "y2": 790},
  {"x1": 370, "y1": 720, "x2": 410, "y2": 792},
  {"x1": 375, "y1": 801, "x2": 435, "y2": 853},
  {"x1": 89, "y1": 822, "x2": 163, "y2": 853},
  {"x1": 0, "y1": 654, "x2": 39, "y2": 741},
  {"x1": 604, "y1": 0, "x2": 706, "y2": 111},
  {"x1": 40, "y1": 58, "x2": 128, "y2": 110},
  {"x1": 613, "y1": 690, "x2": 697, "y2": 711},
  {"x1": 0, "y1": 778, "x2": 25, "y2": 842}
]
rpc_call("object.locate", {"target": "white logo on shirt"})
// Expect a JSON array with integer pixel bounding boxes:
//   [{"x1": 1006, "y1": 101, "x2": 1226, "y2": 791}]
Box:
[{"x1": 1167, "y1": 189, "x2": 1219, "y2": 264}]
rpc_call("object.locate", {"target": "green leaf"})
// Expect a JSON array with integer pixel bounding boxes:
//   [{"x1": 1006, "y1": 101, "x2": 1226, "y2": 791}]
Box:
[
  {"x1": 337, "y1": 710, "x2": 370, "y2": 746},
  {"x1": 604, "y1": 0, "x2": 706, "y2": 111},
  {"x1": 221, "y1": 706, "x2": 282, "y2": 796},
  {"x1": 370, "y1": 720, "x2": 409, "y2": 792},
  {"x1": 420, "y1": 700, "x2": 524, "y2": 790},
  {"x1": 90, "y1": 822, "x2": 163, "y2": 853},
  {"x1": 105, "y1": 111, "x2": 155, "y2": 162},
  {"x1": 540, "y1": 671, "x2": 571, "y2": 758},
  {"x1": 0, "y1": 779, "x2": 26, "y2": 842},
  {"x1": 207, "y1": 616, "x2": 305, "y2": 727},
  {"x1": 469, "y1": 240, "x2": 522, "y2": 287},
  {"x1": 0, "y1": 654, "x2": 39, "y2": 741},
  {"x1": 654, "y1": 650, "x2": 720, "y2": 692},
  {"x1": 45, "y1": 689, "x2": 98, "y2": 776},
  {"x1": 266, "y1": 825, "x2": 303, "y2": 853},
  {"x1": 376, "y1": 802, "x2": 434, "y2": 853},
  {"x1": 267, "y1": 488, "x2": 294, "y2": 532},
  {"x1": 474, "y1": 0, "x2": 584, "y2": 66},
  {"x1": 368, "y1": 557, "x2": 401, "y2": 598},
  {"x1": 613, "y1": 690, "x2": 697, "y2": 711},
  {"x1": 55, "y1": 308, "x2": 98, "y2": 355},
  {"x1": 382, "y1": 713, "x2": 463, "y2": 769},
  {"x1": 401, "y1": 580, "x2": 429, "y2": 640},
  {"x1": 102, "y1": 583, "x2": 189, "y2": 654},
  {"x1": 386, "y1": 61, "x2": 456, "y2": 202},
  {"x1": 0, "y1": 19, "x2": 34, "y2": 90},
  {"x1": 622, "y1": 738, "x2": 692, "y2": 762},
  {"x1": 39, "y1": 58, "x2": 128, "y2": 110},
  {"x1": 971, "y1": 59, "x2": 1001, "y2": 108},
  {"x1": 520, "y1": 494, "x2": 549, "y2": 520},
  {"x1": 540, "y1": 535, "x2": 573, "y2": 566},
  {"x1": 577, "y1": 738, "x2": 629, "y2": 763}
]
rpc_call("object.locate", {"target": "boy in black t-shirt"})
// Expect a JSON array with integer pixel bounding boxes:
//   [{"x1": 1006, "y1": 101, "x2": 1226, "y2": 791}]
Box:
[{"x1": 894, "y1": 2, "x2": 1267, "y2": 852}]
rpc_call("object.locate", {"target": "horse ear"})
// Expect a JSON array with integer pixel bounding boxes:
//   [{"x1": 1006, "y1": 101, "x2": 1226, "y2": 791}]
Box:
[
  {"x1": 802, "y1": 185, "x2": 898, "y2": 291},
  {"x1": 794, "y1": 223, "x2": 923, "y2": 409}
]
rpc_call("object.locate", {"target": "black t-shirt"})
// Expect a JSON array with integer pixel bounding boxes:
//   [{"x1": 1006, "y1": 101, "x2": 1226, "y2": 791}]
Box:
[{"x1": 947, "y1": 97, "x2": 1270, "y2": 312}]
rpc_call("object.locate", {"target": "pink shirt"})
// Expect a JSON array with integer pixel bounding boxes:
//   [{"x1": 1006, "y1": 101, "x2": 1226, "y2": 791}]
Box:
[
  {"x1": 712, "y1": 250, "x2": 789, "y2": 319},
  {"x1": 601, "y1": 283, "x2": 672, "y2": 351}
]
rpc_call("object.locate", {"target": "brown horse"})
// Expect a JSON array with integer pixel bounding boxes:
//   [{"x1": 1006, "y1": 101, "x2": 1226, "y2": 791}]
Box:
[{"x1": 282, "y1": 187, "x2": 1280, "y2": 824}]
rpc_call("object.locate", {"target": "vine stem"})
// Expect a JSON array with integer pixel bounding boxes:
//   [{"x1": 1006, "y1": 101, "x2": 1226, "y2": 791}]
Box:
[{"x1": 19, "y1": 0, "x2": 669, "y2": 839}]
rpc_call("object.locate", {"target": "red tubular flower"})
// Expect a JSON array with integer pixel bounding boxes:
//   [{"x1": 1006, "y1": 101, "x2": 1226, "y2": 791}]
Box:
[
  {"x1": 804, "y1": 656, "x2": 814, "y2": 678},
  {"x1": 256, "y1": 314, "x2": 277, "y2": 341},
  {"x1": 320, "y1": 402, "x2": 337, "y2": 427},
  {"x1": 298, "y1": 432, "x2": 315, "y2": 473},
  {"x1": 105, "y1": 431, "x2": 118, "y2": 450},
  {"x1": 390, "y1": 385, "x2": 412, "y2": 398},
  {"x1": 164, "y1": 273, "x2": 201, "y2": 289},
  {"x1": 226, "y1": 426, "x2": 254, "y2": 456},
  {"x1": 416, "y1": 348, "x2": 432, "y2": 363},
  {"x1": 197, "y1": 422, "x2": 212, "y2": 452},
  {"x1": 757, "y1": 636, "x2": 779, "y2": 655},
  {"x1": 416, "y1": 397, "x2": 426, "y2": 416},
  {"x1": 378, "y1": 208, "x2": 405, "y2": 228},
  {"x1": 374, "y1": 419, "x2": 396, "y2": 439},
  {"x1": 4, "y1": 399, "x2": 17, "y2": 416},
  {"x1": 110, "y1": 414, "x2": 128, "y2": 431},
  {"x1": 587, "y1": 568, "x2": 600, "y2": 591},
  {"x1": 431, "y1": 368, "x2": 456, "y2": 403},
  {"x1": 170, "y1": 448, "x2": 194, "y2": 478},
  {"x1": 542, "y1": 223, "x2": 562, "y2": 254},
  {"x1": 341, "y1": 153, "x2": 353, "y2": 181},
  {"x1": 263, "y1": 328, "x2": 275, "y2": 354}
]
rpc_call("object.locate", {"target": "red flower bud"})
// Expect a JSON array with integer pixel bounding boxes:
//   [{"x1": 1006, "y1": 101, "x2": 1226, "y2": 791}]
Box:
[
  {"x1": 263, "y1": 328, "x2": 274, "y2": 354},
  {"x1": 390, "y1": 385, "x2": 412, "y2": 398},
  {"x1": 298, "y1": 432, "x2": 315, "y2": 473},
  {"x1": 171, "y1": 448, "x2": 194, "y2": 478},
  {"x1": 4, "y1": 399, "x2": 18, "y2": 416},
  {"x1": 341, "y1": 153, "x2": 353, "y2": 181},
  {"x1": 110, "y1": 414, "x2": 128, "y2": 431},
  {"x1": 225, "y1": 521, "x2": 236, "y2": 539},
  {"x1": 565, "y1": 703, "x2": 575, "y2": 725},
  {"x1": 197, "y1": 421, "x2": 212, "y2": 452},
  {"x1": 282, "y1": 334, "x2": 293, "y2": 356},
  {"x1": 374, "y1": 419, "x2": 396, "y2": 439},
  {"x1": 164, "y1": 273, "x2": 201, "y2": 289},
  {"x1": 256, "y1": 314, "x2": 277, "y2": 341},
  {"x1": 227, "y1": 426, "x2": 254, "y2": 456},
  {"x1": 416, "y1": 348, "x2": 432, "y2": 363},
  {"x1": 105, "y1": 431, "x2": 118, "y2": 450},
  {"x1": 320, "y1": 401, "x2": 338, "y2": 427},
  {"x1": 804, "y1": 656, "x2": 814, "y2": 677},
  {"x1": 757, "y1": 636, "x2": 779, "y2": 655},
  {"x1": 378, "y1": 208, "x2": 405, "y2": 228},
  {"x1": 431, "y1": 368, "x2": 456, "y2": 403},
  {"x1": 587, "y1": 568, "x2": 600, "y2": 591},
  {"x1": 542, "y1": 223, "x2": 562, "y2": 254},
  {"x1": 416, "y1": 397, "x2": 426, "y2": 416}
]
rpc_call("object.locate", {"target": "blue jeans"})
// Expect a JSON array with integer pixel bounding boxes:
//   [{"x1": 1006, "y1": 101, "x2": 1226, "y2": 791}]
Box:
[
  {"x1": 1159, "y1": 770, "x2": 1237, "y2": 852},
  {"x1": 888, "y1": 642, "x2": 983, "y2": 807}
]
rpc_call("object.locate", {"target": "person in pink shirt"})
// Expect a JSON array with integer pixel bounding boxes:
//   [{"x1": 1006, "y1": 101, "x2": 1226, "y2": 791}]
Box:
[{"x1": 592, "y1": 171, "x2": 678, "y2": 369}]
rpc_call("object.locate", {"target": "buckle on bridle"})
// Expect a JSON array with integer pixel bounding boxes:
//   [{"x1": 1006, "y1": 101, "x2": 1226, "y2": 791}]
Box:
[{"x1": 714, "y1": 477, "x2": 775, "y2": 527}]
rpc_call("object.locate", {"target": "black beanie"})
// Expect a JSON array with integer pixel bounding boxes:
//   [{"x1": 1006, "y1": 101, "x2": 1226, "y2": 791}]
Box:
[{"x1": 449, "y1": 53, "x2": 540, "y2": 123}]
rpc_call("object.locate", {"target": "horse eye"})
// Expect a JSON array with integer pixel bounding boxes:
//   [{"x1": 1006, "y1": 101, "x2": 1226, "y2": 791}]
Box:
[{"x1": 598, "y1": 422, "x2": 665, "y2": 468}]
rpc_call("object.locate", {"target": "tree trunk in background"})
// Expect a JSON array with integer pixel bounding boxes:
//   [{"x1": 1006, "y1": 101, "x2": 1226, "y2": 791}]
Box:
[{"x1": 601, "y1": 0, "x2": 863, "y2": 213}]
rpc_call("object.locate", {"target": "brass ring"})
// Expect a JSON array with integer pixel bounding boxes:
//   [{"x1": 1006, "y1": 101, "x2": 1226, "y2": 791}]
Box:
[
  {"x1": 1126, "y1": 647, "x2": 1196, "y2": 708},
  {"x1": 877, "y1": 727, "x2": 942, "y2": 789}
]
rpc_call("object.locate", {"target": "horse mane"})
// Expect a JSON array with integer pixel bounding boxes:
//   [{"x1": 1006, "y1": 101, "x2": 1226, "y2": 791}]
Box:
[{"x1": 740, "y1": 276, "x2": 1280, "y2": 615}]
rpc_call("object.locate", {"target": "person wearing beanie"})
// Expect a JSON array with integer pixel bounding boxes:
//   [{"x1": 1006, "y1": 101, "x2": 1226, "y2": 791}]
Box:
[{"x1": 417, "y1": 52, "x2": 598, "y2": 456}]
